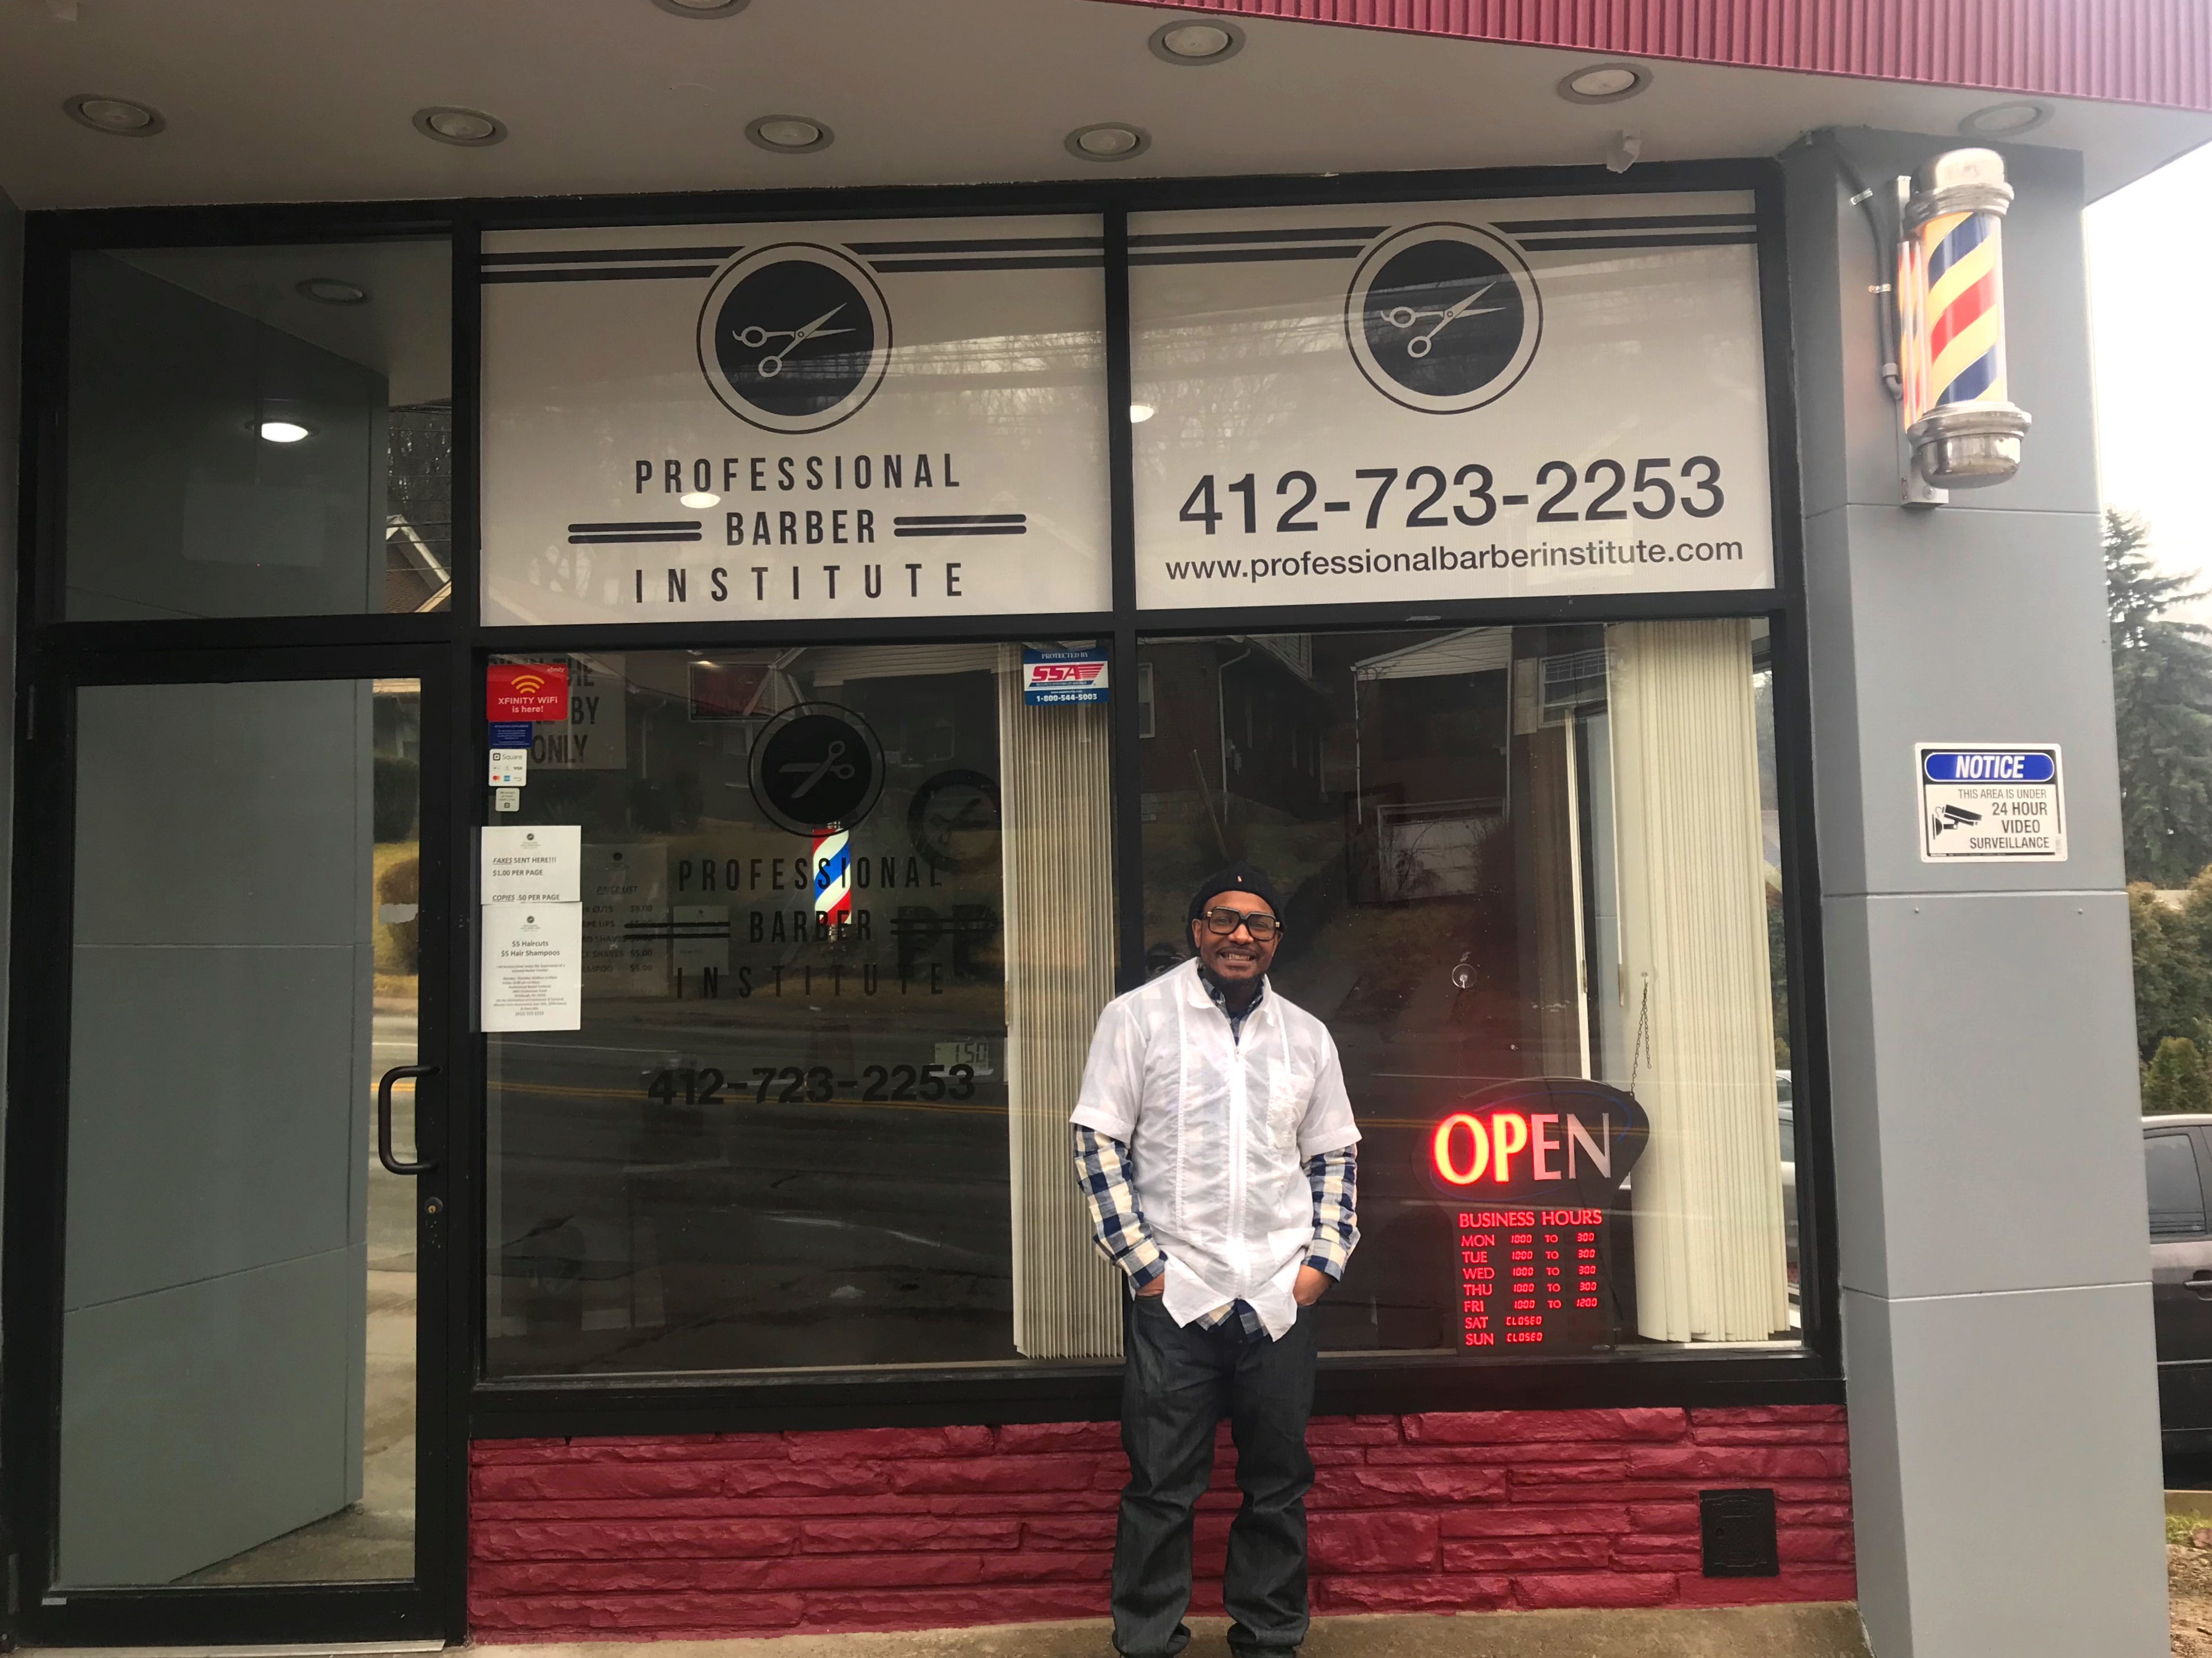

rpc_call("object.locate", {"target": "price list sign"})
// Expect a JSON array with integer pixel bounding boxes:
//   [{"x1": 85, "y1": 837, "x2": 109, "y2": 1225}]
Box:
[{"x1": 1427, "y1": 1079, "x2": 1651, "y2": 1355}]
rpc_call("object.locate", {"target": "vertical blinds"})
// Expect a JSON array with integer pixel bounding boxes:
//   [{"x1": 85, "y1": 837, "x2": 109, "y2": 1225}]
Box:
[
  {"x1": 1607, "y1": 619, "x2": 1790, "y2": 1343},
  {"x1": 997, "y1": 650, "x2": 1123, "y2": 1359}
]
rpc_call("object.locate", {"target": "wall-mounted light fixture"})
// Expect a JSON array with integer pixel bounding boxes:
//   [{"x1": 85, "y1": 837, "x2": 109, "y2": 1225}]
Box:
[{"x1": 1895, "y1": 148, "x2": 2031, "y2": 491}]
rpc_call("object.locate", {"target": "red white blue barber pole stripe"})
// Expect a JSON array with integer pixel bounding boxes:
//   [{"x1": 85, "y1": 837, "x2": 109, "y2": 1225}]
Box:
[
  {"x1": 1919, "y1": 209, "x2": 2005, "y2": 415},
  {"x1": 812, "y1": 828, "x2": 853, "y2": 924}
]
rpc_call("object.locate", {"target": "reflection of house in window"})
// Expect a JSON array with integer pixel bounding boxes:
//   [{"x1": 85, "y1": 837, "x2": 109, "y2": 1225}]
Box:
[
  {"x1": 1134, "y1": 637, "x2": 1326, "y2": 854},
  {"x1": 1351, "y1": 629, "x2": 1512, "y2": 904}
]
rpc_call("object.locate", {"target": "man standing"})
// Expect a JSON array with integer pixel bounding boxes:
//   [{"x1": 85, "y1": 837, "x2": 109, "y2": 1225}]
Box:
[{"x1": 1071, "y1": 863, "x2": 1359, "y2": 1658}]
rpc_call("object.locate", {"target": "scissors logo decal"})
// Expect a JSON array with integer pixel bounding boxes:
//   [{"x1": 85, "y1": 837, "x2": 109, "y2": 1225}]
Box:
[
  {"x1": 698, "y1": 243, "x2": 892, "y2": 434},
  {"x1": 1382, "y1": 280, "x2": 1505, "y2": 358},
  {"x1": 779, "y1": 737, "x2": 857, "y2": 799},
  {"x1": 750, "y1": 703, "x2": 884, "y2": 836},
  {"x1": 733, "y1": 304, "x2": 854, "y2": 379},
  {"x1": 1345, "y1": 222, "x2": 1541, "y2": 415}
]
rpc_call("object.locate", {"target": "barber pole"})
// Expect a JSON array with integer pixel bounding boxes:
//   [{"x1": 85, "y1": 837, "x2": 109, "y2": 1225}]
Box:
[
  {"x1": 1898, "y1": 147, "x2": 2031, "y2": 487},
  {"x1": 812, "y1": 828, "x2": 853, "y2": 924}
]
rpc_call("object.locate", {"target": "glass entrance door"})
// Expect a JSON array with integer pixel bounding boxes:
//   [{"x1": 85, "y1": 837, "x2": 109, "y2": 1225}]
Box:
[{"x1": 7, "y1": 649, "x2": 455, "y2": 1643}]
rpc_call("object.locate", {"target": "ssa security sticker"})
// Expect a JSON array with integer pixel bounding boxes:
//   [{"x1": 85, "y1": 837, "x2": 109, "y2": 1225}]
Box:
[
  {"x1": 1022, "y1": 647, "x2": 1110, "y2": 706},
  {"x1": 1918, "y1": 744, "x2": 2064, "y2": 862}
]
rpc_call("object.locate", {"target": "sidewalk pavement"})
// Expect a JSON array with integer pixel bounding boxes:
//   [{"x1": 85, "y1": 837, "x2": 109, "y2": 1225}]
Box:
[{"x1": 476, "y1": 1603, "x2": 1868, "y2": 1658}]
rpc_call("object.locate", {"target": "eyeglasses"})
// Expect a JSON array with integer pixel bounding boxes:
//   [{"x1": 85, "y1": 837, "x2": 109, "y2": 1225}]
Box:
[{"x1": 1199, "y1": 906, "x2": 1281, "y2": 940}]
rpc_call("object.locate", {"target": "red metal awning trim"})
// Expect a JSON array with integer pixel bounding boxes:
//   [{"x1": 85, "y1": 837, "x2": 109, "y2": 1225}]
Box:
[{"x1": 1093, "y1": 0, "x2": 2212, "y2": 113}]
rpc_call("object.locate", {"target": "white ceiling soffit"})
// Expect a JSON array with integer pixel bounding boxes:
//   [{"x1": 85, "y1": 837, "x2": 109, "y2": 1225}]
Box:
[{"x1": 2, "y1": 0, "x2": 2206, "y2": 211}]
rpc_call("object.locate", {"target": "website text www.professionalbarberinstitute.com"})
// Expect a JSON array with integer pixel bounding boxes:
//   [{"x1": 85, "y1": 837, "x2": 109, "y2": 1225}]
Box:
[{"x1": 1160, "y1": 537, "x2": 1747, "y2": 585}]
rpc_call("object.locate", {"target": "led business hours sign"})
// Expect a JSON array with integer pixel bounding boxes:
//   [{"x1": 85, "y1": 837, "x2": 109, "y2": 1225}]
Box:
[{"x1": 1425, "y1": 1079, "x2": 1649, "y2": 1352}]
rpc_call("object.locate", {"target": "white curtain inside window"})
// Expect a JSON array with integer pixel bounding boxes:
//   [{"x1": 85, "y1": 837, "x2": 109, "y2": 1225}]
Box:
[
  {"x1": 1606, "y1": 620, "x2": 1790, "y2": 1343},
  {"x1": 997, "y1": 649, "x2": 1123, "y2": 1359}
]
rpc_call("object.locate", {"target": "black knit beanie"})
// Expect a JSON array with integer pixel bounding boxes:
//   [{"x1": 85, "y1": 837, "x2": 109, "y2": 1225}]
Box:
[{"x1": 1187, "y1": 862, "x2": 1284, "y2": 928}]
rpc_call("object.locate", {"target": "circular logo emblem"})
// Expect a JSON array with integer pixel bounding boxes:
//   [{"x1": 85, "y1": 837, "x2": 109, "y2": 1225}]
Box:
[
  {"x1": 909, "y1": 769, "x2": 1002, "y2": 873},
  {"x1": 748, "y1": 703, "x2": 885, "y2": 836},
  {"x1": 696, "y1": 243, "x2": 891, "y2": 434},
  {"x1": 1345, "y1": 223, "x2": 1541, "y2": 415}
]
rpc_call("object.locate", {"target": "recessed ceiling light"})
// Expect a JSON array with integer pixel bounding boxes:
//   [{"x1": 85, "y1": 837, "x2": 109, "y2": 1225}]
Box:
[
  {"x1": 259, "y1": 420, "x2": 313, "y2": 444},
  {"x1": 413, "y1": 105, "x2": 506, "y2": 147},
  {"x1": 1557, "y1": 62, "x2": 1651, "y2": 104},
  {"x1": 1067, "y1": 123, "x2": 1151, "y2": 162},
  {"x1": 747, "y1": 115, "x2": 832, "y2": 153},
  {"x1": 652, "y1": 0, "x2": 749, "y2": 13},
  {"x1": 1148, "y1": 18, "x2": 1244, "y2": 64},
  {"x1": 297, "y1": 278, "x2": 369, "y2": 305},
  {"x1": 1129, "y1": 403, "x2": 1156, "y2": 423},
  {"x1": 1960, "y1": 101, "x2": 2051, "y2": 138},
  {"x1": 64, "y1": 93, "x2": 165, "y2": 136},
  {"x1": 679, "y1": 491, "x2": 720, "y2": 509}
]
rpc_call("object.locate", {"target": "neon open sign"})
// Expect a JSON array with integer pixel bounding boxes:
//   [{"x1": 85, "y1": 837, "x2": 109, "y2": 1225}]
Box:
[
  {"x1": 1426, "y1": 1078, "x2": 1648, "y2": 1199},
  {"x1": 1427, "y1": 1078, "x2": 1649, "y2": 1354}
]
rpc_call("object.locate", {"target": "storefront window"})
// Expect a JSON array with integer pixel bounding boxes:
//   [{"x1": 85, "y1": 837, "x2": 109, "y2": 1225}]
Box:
[
  {"x1": 486, "y1": 644, "x2": 1116, "y2": 1375},
  {"x1": 1136, "y1": 622, "x2": 1796, "y2": 1354},
  {"x1": 66, "y1": 239, "x2": 453, "y2": 619}
]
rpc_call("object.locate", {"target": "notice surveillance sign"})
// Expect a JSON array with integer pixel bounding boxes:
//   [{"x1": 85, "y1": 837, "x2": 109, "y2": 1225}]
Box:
[{"x1": 1918, "y1": 744, "x2": 2065, "y2": 862}]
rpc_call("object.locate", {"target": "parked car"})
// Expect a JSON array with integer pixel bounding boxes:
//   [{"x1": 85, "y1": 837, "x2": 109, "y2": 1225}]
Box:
[{"x1": 2146, "y1": 1115, "x2": 2212, "y2": 1447}]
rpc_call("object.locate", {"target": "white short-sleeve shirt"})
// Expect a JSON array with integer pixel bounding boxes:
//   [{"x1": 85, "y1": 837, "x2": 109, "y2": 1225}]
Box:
[{"x1": 1070, "y1": 958, "x2": 1359, "y2": 1339}]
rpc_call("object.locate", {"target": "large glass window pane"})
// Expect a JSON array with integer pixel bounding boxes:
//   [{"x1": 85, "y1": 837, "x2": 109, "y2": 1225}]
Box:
[
  {"x1": 486, "y1": 646, "x2": 1116, "y2": 1375},
  {"x1": 67, "y1": 241, "x2": 452, "y2": 619},
  {"x1": 59, "y1": 677, "x2": 418, "y2": 1585},
  {"x1": 1138, "y1": 624, "x2": 1795, "y2": 1355}
]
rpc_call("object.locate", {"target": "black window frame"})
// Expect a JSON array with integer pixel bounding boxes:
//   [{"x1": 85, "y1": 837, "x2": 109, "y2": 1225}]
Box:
[{"x1": 9, "y1": 159, "x2": 1840, "y2": 1456}]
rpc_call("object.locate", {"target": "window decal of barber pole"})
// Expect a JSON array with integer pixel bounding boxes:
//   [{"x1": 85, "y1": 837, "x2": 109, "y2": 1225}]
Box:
[
  {"x1": 812, "y1": 827, "x2": 854, "y2": 925},
  {"x1": 1895, "y1": 148, "x2": 2031, "y2": 496}
]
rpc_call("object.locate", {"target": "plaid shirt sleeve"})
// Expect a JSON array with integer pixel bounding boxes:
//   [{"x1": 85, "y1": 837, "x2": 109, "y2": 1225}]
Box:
[
  {"x1": 1073, "y1": 1125, "x2": 1166, "y2": 1288},
  {"x1": 1303, "y1": 1146, "x2": 1359, "y2": 1280}
]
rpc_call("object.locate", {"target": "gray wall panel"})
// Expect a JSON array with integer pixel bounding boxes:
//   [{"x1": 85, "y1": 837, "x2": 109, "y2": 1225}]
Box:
[
  {"x1": 1827, "y1": 891, "x2": 2146, "y2": 1298},
  {"x1": 59, "y1": 678, "x2": 374, "y2": 1583},
  {"x1": 1843, "y1": 1284, "x2": 2166, "y2": 1658},
  {"x1": 58, "y1": 1246, "x2": 361, "y2": 1585},
  {"x1": 1836, "y1": 1290, "x2": 1912, "y2": 1658},
  {"x1": 64, "y1": 944, "x2": 361, "y2": 1310},
  {"x1": 72, "y1": 680, "x2": 369, "y2": 947}
]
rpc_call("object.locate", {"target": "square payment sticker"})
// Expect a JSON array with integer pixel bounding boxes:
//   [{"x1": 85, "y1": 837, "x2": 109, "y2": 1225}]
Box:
[{"x1": 1917, "y1": 744, "x2": 2064, "y2": 862}]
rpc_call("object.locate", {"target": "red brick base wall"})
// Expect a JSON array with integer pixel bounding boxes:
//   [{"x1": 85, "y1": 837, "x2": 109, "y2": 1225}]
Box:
[{"x1": 469, "y1": 1407, "x2": 1853, "y2": 1640}]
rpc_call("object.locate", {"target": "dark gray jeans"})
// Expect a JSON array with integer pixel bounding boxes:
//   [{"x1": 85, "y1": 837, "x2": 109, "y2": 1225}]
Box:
[{"x1": 1112, "y1": 1290, "x2": 1318, "y2": 1658}]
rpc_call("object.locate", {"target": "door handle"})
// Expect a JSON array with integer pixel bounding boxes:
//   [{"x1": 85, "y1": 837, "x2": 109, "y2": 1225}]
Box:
[
  {"x1": 2189, "y1": 1271, "x2": 2212, "y2": 1299},
  {"x1": 377, "y1": 1064, "x2": 441, "y2": 1176}
]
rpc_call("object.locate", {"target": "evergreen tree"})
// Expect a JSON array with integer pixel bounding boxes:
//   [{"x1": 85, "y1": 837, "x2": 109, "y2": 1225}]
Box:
[
  {"x1": 2108, "y1": 509, "x2": 2212, "y2": 884},
  {"x1": 2143, "y1": 1036, "x2": 2212, "y2": 1115}
]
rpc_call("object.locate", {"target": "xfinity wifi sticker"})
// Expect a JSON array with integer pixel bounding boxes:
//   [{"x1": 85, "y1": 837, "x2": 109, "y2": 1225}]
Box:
[{"x1": 1918, "y1": 744, "x2": 2065, "y2": 862}]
